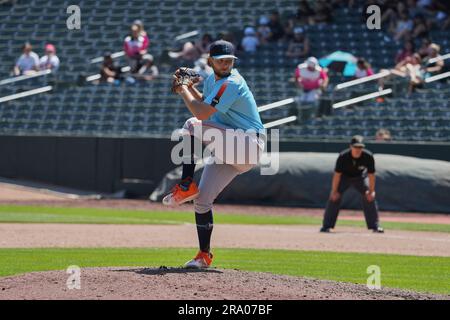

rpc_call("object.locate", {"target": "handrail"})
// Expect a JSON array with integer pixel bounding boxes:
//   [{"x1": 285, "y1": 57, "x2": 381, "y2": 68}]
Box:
[
  {"x1": 0, "y1": 70, "x2": 52, "y2": 86},
  {"x1": 175, "y1": 30, "x2": 200, "y2": 41},
  {"x1": 264, "y1": 116, "x2": 297, "y2": 129},
  {"x1": 90, "y1": 51, "x2": 125, "y2": 64},
  {"x1": 0, "y1": 86, "x2": 52, "y2": 103},
  {"x1": 332, "y1": 89, "x2": 392, "y2": 109},
  {"x1": 428, "y1": 52, "x2": 450, "y2": 64},
  {"x1": 425, "y1": 71, "x2": 450, "y2": 83},
  {"x1": 335, "y1": 70, "x2": 391, "y2": 91},
  {"x1": 258, "y1": 98, "x2": 295, "y2": 112},
  {"x1": 85, "y1": 66, "x2": 131, "y2": 82}
]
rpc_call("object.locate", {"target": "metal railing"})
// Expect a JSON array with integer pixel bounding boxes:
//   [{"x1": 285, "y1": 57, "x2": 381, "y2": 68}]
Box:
[{"x1": 0, "y1": 69, "x2": 52, "y2": 86}]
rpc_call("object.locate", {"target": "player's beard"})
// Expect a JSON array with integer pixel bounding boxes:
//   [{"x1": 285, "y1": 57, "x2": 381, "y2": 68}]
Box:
[
  {"x1": 213, "y1": 68, "x2": 231, "y2": 79},
  {"x1": 211, "y1": 63, "x2": 233, "y2": 79}
]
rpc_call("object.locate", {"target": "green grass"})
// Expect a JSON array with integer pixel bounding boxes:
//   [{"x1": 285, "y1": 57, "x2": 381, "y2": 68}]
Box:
[
  {"x1": 0, "y1": 248, "x2": 448, "y2": 295},
  {"x1": 0, "y1": 205, "x2": 448, "y2": 233}
]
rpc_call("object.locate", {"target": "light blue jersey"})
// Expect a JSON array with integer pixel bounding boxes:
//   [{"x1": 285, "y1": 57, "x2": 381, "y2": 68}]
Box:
[{"x1": 202, "y1": 69, "x2": 264, "y2": 131}]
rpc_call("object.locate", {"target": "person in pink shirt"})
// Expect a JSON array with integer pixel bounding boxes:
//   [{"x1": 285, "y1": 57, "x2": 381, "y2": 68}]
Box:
[
  {"x1": 295, "y1": 56, "x2": 329, "y2": 103},
  {"x1": 354, "y1": 58, "x2": 374, "y2": 79},
  {"x1": 39, "y1": 43, "x2": 60, "y2": 72},
  {"x1": 124, "y1": 23, "x2": 149, "y2": 72}
]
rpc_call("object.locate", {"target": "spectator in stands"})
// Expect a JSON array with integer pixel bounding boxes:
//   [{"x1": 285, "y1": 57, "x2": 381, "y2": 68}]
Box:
[
  {"x1": 257, "y1": 16, "x2": 271, "y2": 45},
  {"x1": 381, "y1": 1, "x2": 407, "y2": 27},
  {"x1": 421, "y1": 0, "x2": 450, "y2": 31},
  {"x1": 441, "y1": 1, "x2": 450, "y2": 30},
  {"x1": 423, "y1": 43, "x2": 444, "y2": 76},
  {"x1": 391, "y1": 11, "x2": 414, "y2": 42},
  {"x1": 405, "y1": 0, "x2": 422, "y2": 17},
  {"x1": 124, "y1": 23, "x2": 149, "y2": 73},
  {"x1": 397, "y1": 53, "x2": 425, "y2": 93},
  {"x1": 285, "y1": 27, "x2": 310, "y2": 60},
  {"x1": 296, "y1": 0, "x2": 314, "y2": 25},
  {"x1": 355, "y1": 58, "x2": 374, "y2": 79},
  {"x1": 295, "y1": 57, "x2": 329, "y2": 104},
  {"x1": 411, "y1": 14, "x2": 430, "y2": 39},
  {"x1": 99, "y1": 53, "x2": 122, "y2": 84},
  {"x1": 267, "y1": 11, "x2": 285, "y2": 42},
  {"x1": 417, "y1": 38, "x2": 432, "y2": 58},
  {"x1": 134, "y1": 54, "x2": 159, "y2": 81},
  {"x1": 241, "y1": 27, "x2": 259, "y2": 53},
  {"x1": 396, "y1": 40, "x2": 416, "y2": 63},
  {"x1": 193, "y1": 56, "x2": 213, "y2": 84},
  {"x1": 309, "y1": 2, "x2": 333, "y2": 25},
  {"x1": 168, "y1": 41, "x2": 201, "y2": 63},
  {"x1": 13, "y1": 42, "x2": 39, "y2": 76},
  {"x1": 39, "y1": 44, "x2": 60, "y2": 72},
  {"x1": 169, "y1": 34, "x2": 213, "y2": 64},
  {"x1": 195, "y1": 34, "x2": 213, "y2": 55},
  {"x1": 375, "y1": 128, "x2": 392, "y2": 141},
  {"x1": 284, "y1": 14, "x2": 298, "y2": 40},
  {"x1": 133, "y1": 20, "x2": 148, "y2": 39}
]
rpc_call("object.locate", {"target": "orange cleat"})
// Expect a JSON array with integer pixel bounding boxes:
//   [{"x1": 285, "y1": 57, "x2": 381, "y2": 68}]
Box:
[
  {"x1": 162, "y1": 178, "x2": 199, "y2": 206},
  {"x1": 184, "y1": 251, "x2": 214, "y2": 269}
]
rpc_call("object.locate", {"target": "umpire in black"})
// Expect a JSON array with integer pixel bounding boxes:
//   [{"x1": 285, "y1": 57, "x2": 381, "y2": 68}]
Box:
[{"x1": 320, "y1": 135, "x2": 384, "y2": 233}]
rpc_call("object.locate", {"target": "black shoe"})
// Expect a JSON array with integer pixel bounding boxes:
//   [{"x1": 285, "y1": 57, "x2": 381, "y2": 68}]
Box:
[
  {"x1": 372, "y1": 227, "x2": 384, "y2": 233},
  {"x1": 320, "y1": 227, "x2": 330, "y2": 233}
]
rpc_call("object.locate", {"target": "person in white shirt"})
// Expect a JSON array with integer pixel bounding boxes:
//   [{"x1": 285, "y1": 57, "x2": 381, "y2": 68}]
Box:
[
  {"x1": 14, "y1": 42, "x2": 39, "y2": 76},
  {"x1": 193, "y1": 56, "x2": 213, "y2": 83},
  {"x1": 257, "y1": 16, "x2": 271, "y2": 45},
  {"x1": 295, "y1": 57, "x2": 329, "y2": 103},
  {"x1": 241, "y1": 27, "x2": 259, "y2": 53},
  {"x1": 39, "y1": 43, "x2": 60, "y2": 72}
]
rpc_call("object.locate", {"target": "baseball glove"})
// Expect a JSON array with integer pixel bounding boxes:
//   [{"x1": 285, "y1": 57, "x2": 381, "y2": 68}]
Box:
[{"x1": 171, "y1": 67, "x2": 201, "y2": 94}]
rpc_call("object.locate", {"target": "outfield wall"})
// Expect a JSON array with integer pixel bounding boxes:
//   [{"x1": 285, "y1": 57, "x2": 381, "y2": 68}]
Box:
[
  {"x1": 151, "y1": 152, "x2": 450, "y2": 213},
  {"x1": 0, "y1": 135, "x2": 449, "y2": 197}
]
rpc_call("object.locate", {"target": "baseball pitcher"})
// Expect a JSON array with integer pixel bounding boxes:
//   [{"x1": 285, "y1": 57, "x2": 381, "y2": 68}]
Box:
[{"x1": 164, "y1": 40, "x2": 265, "y2": 269}]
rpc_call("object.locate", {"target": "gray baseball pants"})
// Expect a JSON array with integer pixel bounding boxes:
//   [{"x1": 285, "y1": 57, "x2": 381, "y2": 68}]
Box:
[{"x1": 182, "y1": 117, "x2": 265, "y2": 214}]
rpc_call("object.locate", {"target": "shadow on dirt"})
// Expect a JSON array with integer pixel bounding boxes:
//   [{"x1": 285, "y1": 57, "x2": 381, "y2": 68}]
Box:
[{"x1": 113, "y1": 266, "x2": 224, "y2": 275}]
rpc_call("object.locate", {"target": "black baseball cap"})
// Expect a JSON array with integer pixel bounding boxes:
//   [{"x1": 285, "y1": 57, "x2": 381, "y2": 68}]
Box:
[
  {"x1": 209, "y1": 40, "x2": 238, "y2": 60},
  {"x1": 350, "y1": 135, "x2": 365, "y2": 148}
]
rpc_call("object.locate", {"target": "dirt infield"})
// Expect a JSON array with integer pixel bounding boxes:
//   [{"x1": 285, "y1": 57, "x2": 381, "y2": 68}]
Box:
[
  {"x1": 1, "y1": 223, "x2": 449, "y2": 256},
  {"x1": 0, "y1": 180, "x2": 449, "y2": 224},
  {"x1": 1, "y1": 199, "x2": 449, "y2": 225},
  {"x1": 0, "y1": 267, "x2": 447, "y2": 300}
]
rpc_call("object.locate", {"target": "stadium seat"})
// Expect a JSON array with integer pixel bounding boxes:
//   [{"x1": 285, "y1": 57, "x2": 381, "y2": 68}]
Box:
[{"x1": 0, "y1": 0, "x2": 448, "y2": 141}]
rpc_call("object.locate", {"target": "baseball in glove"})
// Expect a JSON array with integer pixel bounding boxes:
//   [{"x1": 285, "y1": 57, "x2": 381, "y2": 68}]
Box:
[{"x1": 171, "y1": 67, "x2": 201, "y2": 94}]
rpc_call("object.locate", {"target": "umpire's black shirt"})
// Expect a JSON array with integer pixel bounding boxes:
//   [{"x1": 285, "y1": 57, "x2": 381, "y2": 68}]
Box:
[{"x1": 335, "y1": 148, "x2": 375, "y2": 178}]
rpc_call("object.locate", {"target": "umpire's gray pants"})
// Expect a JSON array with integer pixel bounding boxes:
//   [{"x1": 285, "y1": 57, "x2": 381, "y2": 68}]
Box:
[
  {"x1": 182, "y1": 117, "x2": 265, "y2": 214},
  {"x1": 322, "y1": 175, "x2": 379, "y2": 229}
]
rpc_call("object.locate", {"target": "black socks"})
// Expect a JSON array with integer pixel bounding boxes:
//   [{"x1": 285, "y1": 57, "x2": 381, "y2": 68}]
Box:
[
  {"x1": 181, "y1": 136, "x2": 213, "y2": 253},
  {"x1": 195, "y1": 210, "x2": 213, "y2": 253},
  {"x1": 181, "y1": 136, "x2": 198, "y2": 184}
]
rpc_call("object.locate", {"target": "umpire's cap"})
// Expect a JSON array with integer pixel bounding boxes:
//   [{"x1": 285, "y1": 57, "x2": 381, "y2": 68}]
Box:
[
  {"x1": 350, "y1": 135, "x2": 365, "y2": 148},
  {"x1": 209, "y1": 40, "x2": 238, "y2": 60}
]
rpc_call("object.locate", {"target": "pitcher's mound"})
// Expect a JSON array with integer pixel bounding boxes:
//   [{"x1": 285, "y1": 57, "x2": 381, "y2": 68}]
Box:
[{"x1": 0, "y1": 267, "x2": 446, "y2": 300}]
